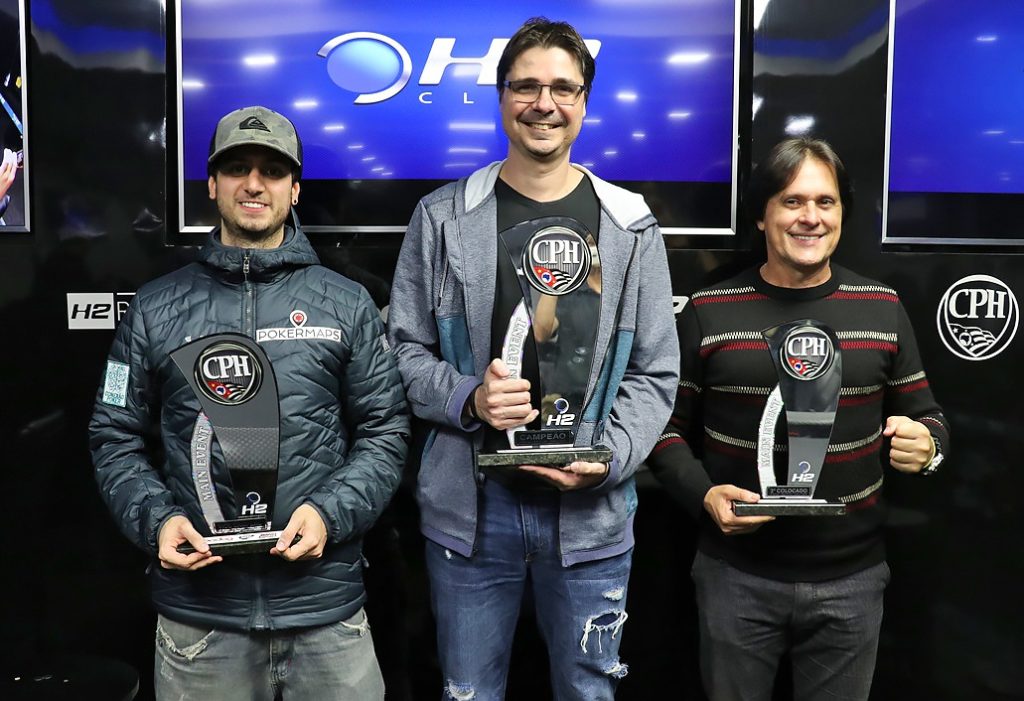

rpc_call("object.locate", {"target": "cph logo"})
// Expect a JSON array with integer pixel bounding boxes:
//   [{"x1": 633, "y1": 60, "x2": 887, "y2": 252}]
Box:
[
  {"x1": 523, "y1": 226, "x2": 592, "y2": 296},
  {"x1": 317, "y1": 33, "x2": 601, "y2": 105},
  {"x1": 780, "y1": 326, "x2": 833, "y2": 381},
  {"x1": 937, "y1": 274, "x2": 1019, "y2": 361},
  {"x1": 195, "y1": 342, "x2": 262, "y2": 406}
]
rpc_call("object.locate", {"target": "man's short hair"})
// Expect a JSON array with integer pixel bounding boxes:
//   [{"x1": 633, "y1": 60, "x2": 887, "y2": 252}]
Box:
[
  {"x1": 496, "y1": 17, "x2": 596, "y2": 102},
  {"x1": 207, "y1": 105, "x2": 303, "y2": 181},
  {"x1": 746, "y1": 138, "x2": 853, "y2": 224}
]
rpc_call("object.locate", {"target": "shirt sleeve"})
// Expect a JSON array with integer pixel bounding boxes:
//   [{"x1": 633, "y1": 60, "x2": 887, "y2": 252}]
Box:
[{"x1": 645, "y1": 299, "x2": 714, "y2": 518}]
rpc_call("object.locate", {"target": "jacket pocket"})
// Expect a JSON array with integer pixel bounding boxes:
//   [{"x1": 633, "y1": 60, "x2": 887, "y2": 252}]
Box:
[
  {"x1": 155, "y1": 614, "x2": 219, "y2": 662},
  {"x1": 435, "y1": 271, "x2": 466, "y2": 320}
]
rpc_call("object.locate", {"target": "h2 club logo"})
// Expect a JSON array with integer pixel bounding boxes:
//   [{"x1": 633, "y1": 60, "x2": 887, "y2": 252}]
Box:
[
  {"x1": 317, "y1": 33, "x2": 602, "y2": 104},
  {"x1": 195, "y1": 342, "x2": 263, "y2": 406},
  {"x1": 523, "y1": 226, "x2": 592, "y2": 296},
  {"x1": 937, "y1": 275, "x2": 1019, "y2": 361},
  {"x1": 67, "y1": 292, "x2": 135, "y2": 330},
  {"x1": 546, "y1": 397, "x2": 575, "y2": 427},
  {"x1": 780, "y1": 326, "x2": 834, "y2": 381},
  {"x1": 241, "y1": 491, "x2": 268, "y2": 517},
  {"x1": 792, "y1": 460, "x2": 814, "y2": 484}
]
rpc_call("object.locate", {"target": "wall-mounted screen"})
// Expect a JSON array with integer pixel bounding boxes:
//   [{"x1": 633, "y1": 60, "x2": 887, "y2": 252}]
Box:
[
  {"x1": 884, "y1": 0, "x2": 1024, "y2": 246},
  {"x1": 0, "y1": 0, "x2": 28, "y2": 231},
  {"x1": 174, "y1": 0, "x2": 741, "y2": 235}
]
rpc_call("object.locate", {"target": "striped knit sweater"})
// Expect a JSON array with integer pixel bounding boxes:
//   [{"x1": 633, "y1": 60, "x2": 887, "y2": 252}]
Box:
[{"x1": 647, "y1": 264, "x2": 950, "y2": 581}]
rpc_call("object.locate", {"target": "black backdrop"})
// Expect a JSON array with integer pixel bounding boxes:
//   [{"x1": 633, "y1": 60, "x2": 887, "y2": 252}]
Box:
[{"x1": 1, "y1": 1, "x2": 1021, "y2": 699}]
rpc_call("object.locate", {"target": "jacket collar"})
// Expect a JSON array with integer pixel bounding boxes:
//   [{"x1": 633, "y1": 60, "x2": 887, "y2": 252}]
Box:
[
  {"x1": 198, "y1": 225, "x2": 320, "y2": 280},
  {"x1": 463, "y1": 160, "x2": 655, "y2": 232}
]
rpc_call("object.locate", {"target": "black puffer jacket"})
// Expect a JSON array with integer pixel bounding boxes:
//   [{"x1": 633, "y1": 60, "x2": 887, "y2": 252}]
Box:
[{"x1": 89, "y1": 226, "x2": 409, "y2": 631}]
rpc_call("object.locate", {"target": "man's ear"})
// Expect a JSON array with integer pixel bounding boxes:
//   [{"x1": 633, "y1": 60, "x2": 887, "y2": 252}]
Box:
[{"x1": 208, "y1": 175, "x2": 217, "y2": 201}]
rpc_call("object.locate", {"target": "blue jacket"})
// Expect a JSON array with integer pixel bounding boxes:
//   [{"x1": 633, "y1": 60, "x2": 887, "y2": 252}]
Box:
[
  {"x1": 89, "y1": 226, "x2": 409, "y2": 631},
  {"x1": 388, "y1": 162, "x2": 679, "y2": 566}
]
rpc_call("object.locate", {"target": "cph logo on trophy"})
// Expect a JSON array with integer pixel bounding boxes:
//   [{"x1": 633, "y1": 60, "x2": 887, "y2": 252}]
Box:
[
  {"x1": 170, "y1": 333, "x2": 296, "y2": 554},
  {"x1": 734, "y1": 320, "x2": 848, "y2": 516},
  {"x1": 477, "y1": 217, "x2": 612, "y2": 468}
]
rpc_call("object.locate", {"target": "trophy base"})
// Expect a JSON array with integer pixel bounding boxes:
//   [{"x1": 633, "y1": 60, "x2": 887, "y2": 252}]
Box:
[
  {"x1": 734, "y1": 499, "x2": 847, "y2": 516},
  {"x1": 177, "y1": 530, "x2": 301, "y2": 556},
  {"x1": 477, "y1": 445, "x2": 613, "y2": 468}
]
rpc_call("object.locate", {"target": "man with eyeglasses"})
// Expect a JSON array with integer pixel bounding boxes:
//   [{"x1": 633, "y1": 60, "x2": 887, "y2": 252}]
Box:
[{"x1": 388, "y1": 16, "x2": 677, "y2": 700}]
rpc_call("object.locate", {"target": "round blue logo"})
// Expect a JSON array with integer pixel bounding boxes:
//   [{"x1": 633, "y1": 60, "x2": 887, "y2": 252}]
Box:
[
  {"x1": 318, "y1": 33, "x2": 413, "y2": 104},
  {"x1": 326, "y1": 39, "x2": 402, "y2": 94}
]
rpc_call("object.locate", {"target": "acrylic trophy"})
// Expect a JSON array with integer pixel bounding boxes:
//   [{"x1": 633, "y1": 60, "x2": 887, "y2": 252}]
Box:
[
  {"x1": 733, "y1": 320, "x2": 848, "y2": 516},
  {"x1": 476, "y1": 217, "x2": 612, "y2": 468},
  {"x1": 170, "y1": 333, "x2": 294, "y2": 554}
]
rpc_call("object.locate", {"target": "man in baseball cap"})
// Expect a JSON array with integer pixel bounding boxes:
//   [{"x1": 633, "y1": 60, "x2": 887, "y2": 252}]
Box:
[
  {"x1": 90, "y1": 104, "x2": 409, "y2": 699},
  {"x1": 208, "y1": 105, "x2": 303, "y2": 178},
  {"x1": 205, "y1": 105, "x2": 303, "y2": 248}
]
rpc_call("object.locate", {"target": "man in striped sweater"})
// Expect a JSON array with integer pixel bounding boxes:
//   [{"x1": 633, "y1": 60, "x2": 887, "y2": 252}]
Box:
[{"x1": 647, "y1": 138, "x2": 949, "y2": 700}]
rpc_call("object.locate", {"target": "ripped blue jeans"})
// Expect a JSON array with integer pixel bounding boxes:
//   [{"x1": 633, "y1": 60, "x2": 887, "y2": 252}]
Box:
[{"x1": 426, "y1": 479, "x2": 631, "y2": 701}]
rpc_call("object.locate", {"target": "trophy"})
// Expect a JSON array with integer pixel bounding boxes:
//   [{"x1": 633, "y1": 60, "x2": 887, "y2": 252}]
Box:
[
  {"x1": 169, "y1": 333, "x2": 296, "y2": 554},
  {"x1": 733, "y1": 320, "x2": 847, "y2": 516},
  {"x1": 477, "y1": 217, "x2": 612, "y2": 468}
]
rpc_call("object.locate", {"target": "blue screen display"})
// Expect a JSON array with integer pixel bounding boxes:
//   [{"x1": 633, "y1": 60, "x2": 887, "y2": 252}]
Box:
[
  {"x1": 888, "y1": 0, "x2": 1024, "y2": 194},
  {"x1": 178, "y1": 0, "x2": 736, "y2": 186}
]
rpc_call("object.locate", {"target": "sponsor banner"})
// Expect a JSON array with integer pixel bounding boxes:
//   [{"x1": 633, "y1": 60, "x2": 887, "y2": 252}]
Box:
[
  {"x1": 67, "y1": 292, "x2": 135, "y2": 330},
  {"x1": 936, "y1": 275, "x2": 1019, "y2": 361}
]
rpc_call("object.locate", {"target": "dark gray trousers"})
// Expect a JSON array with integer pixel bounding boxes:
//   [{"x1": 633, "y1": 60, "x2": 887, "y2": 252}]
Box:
[{"x1": 691, "y1": 551, "x2": 889, "y2": 701}]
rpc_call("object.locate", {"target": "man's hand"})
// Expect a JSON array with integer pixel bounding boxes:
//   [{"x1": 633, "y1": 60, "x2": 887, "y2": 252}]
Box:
[
  {"x1": 157, "y1": 515, "x2": 222, "y2": 571},
  {"x1": 517, "y1": 461, "x2": 608, "y2": 491},
  {"x1": 703, "y1": 484, "x2": 775, "y2": 535},
  {"x1": 883, "y1": 415, "x2": 934, "y2": 473},
  {"x1": 271, "y1": 504, "x2": 328, "y2": 561},
  {"x1": 473, "y1": 358, "x2": 539, "y2": 430}
]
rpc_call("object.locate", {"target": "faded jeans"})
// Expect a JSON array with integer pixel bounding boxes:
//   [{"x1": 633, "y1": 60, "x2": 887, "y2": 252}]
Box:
[
  {"x1": 154, "y1": 608, "x2": 384, "y2": 701},
  {"x1": 426, "y1": 478, "x2": 632, "y2": 701},
  {"x1": 691, "y1": 551, "x2": 890, "y2": 701}
]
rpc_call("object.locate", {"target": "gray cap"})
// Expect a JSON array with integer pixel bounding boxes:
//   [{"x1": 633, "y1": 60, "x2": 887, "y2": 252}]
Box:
[{"x1": 208, "y1": 106, "x2": 302, "y2": 172}]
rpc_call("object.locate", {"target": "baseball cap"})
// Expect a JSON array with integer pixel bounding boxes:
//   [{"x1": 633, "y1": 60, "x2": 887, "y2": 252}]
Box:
[{"x1": 208, "y1": 106, "x2": 302, "y2": 176}]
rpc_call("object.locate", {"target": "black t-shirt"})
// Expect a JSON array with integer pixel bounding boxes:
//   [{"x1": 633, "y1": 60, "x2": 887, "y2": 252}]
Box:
[{"x1": 482, "y1": 175, "x2": 600, "y2": 486}]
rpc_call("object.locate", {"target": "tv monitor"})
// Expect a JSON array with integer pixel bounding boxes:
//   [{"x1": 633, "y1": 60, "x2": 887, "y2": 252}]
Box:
[
  {"x1": 0, "y1": 0, "x2": 28, "y2": 232},
  {"x1": 173, "y1": 0, "x2": 742, "y2": 236},
  {"x1": 884, "y1": 0, "x2": 1024, "y2": 246}
]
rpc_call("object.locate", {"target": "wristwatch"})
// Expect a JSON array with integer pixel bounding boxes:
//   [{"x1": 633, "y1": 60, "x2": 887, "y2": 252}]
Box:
[{"x1": 920, "y1": 436, "x2": 944, "y2": 476}]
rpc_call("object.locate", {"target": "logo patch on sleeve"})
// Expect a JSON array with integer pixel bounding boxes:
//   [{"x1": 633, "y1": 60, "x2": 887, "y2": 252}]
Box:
[{"x1": 102, "y1": 361, "x2": 130, "y2": 407}]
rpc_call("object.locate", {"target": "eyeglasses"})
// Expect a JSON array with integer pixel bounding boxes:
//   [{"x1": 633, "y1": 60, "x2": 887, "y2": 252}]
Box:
[{"x1": 502, "y1": 80, "x2": 586, "y2": 106}]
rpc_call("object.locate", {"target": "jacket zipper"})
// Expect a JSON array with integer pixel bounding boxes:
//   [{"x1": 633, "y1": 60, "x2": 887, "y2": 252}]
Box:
[
  {"x1": 438, "y1": 258, "x2": 449, "y2": 306},
  {"x1": 582, "y1": 236, "x2": 639, "y2": 435},
  {"x1": 252, "y1": 576, "x2": 268, "y2": 630},
  {"x1": 243, "y1": 253, "x2": 255, "y2": 338},
  {"x1": 243, "y1": 252, "x2": 268, "y2": 629}
]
